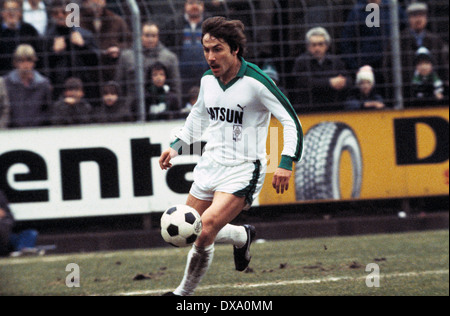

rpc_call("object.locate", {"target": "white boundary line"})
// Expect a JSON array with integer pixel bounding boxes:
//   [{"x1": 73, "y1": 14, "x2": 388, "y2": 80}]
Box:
[{"x1": 117, "y1": 269, "x2": 449, "y2": 296}]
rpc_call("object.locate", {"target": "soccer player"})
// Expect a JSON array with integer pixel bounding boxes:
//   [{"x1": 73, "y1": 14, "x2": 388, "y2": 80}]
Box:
[{"x1": 159, "y1": 16, "x2": 303, "y2": 296}]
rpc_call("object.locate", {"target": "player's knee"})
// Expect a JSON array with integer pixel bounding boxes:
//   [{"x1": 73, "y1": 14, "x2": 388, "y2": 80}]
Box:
[{"x1": 196, "y1": 218, "x2": 218, "y2": 247}]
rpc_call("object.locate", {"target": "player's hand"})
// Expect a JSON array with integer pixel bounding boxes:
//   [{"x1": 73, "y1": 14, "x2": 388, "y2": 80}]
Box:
[
  {"x1": 272, "y1": 168, "x2": 292, "y2": 194},
  {"x1": 159, "y1": 148, "x2": 178, "y2": 170}
]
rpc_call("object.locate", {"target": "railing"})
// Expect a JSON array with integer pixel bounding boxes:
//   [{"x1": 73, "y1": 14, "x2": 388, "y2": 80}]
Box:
[{"x1": 0, "y1": 0, "x2": 448, "y2": 128}]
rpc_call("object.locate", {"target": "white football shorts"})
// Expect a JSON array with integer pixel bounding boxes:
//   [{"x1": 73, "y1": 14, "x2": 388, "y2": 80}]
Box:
[{"x1": 190, "y1": 152, "x2": 267, "y2": 210}]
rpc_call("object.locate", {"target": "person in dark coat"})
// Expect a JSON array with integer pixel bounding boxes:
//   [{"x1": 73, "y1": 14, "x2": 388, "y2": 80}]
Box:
[
  {"x1": 43, "y1": 0, "x2": 100, "y2": 105},
  {"x1": 0, "y1": 0, "x2": 41, "y2": 76},
  {"x1": 292, "y1": 27, "x2": 352, "y2": 112},
  {"x1": 400, "y1": 2, "x2": 449, "y2": 106},
  {"x1": 0, "y1": 190, "x2": 14, "y2": 256}
]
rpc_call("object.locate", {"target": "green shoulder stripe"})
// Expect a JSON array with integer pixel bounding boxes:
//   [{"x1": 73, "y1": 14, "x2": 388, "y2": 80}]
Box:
[
  {"x1": 202, "y1": 69, "x2": 214, "y2": 77},
  {"x1": 245, "y1": 63, "x2": 303, "y2": 162}
]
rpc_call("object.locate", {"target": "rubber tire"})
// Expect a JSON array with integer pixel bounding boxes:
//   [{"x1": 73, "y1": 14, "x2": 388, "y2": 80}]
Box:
[{"x1": 295, "y1": 122, "x2": 363, "y2": 201}]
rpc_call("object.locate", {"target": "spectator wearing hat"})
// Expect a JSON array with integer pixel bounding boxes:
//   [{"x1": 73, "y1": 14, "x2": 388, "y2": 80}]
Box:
[
  {"x1": 3, "y1": 44, "x2": 52, "y2": 128},
  {"x1": 345, "y1": 65, "x2": 385, "y2": 110},
  {"x1": 410, "y1": 47, "x2": 444, "y2": 107},
  {"x1": 400, "y1": 2, "x2": 449, "y2": 105}
]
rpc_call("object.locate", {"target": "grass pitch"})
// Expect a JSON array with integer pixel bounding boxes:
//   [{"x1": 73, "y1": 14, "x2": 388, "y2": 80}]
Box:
[{"x1": 0, "y1": 230, "x2": 448, "y2": 296}]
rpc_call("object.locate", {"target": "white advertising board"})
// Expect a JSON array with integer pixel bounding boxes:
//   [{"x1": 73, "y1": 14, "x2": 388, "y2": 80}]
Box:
[{"x1": 0, "y1": 121, "x2": 204, "y2": 220}]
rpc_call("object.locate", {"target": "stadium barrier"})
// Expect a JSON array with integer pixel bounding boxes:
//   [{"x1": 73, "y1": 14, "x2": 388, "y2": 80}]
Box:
[{"x1": 1, "y1": 106, "x2": 448, "y2": 221}]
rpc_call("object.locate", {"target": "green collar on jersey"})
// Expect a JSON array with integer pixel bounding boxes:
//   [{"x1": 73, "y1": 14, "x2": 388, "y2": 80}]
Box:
[{"x1": 204, "y1": 57, "x2": 248, "y2": 91}]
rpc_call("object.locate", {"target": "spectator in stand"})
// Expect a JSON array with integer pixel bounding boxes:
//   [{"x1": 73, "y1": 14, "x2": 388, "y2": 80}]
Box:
[
  {"x1": 4, "y1": 44, "x2": 52, "y2": 128},
  {"x1": 0, "y1": 189, "x2": 40, "y2": 257},
  {"x1": 81, "y1": 0, "x2": 131, "y2": 83},
  {"x1": 162, "y1": 0, "x2": 209, "y2": 105},
  {"x1": 181, "y1": 85, "x2": 199, "y2": 114},
  {"x1": 262, "y1": 62, "x2": 287, "y2": 98},
  {"x1": 96, "y1": 80, "x2": 132, "y2": 123},
  {"x1": 115, "y1": 21, "x2": 181, "y2": 115},
  {"x1": 0, "y1": 190, "x2": 15, "y2": 257},
  {"x1": 340, "y1": 0, "x2": 407, "y2": 82},
  {"x1": 0, "y1": 0, "x2": 41, "y2": 76},
  {"x1": 410, "y1": 47, "x2": 445, "y2": 107},
  {"x1": 292, "y1": 27, "x2": 351, "y2": 112},
  {"x1": 22, "y1": 0, "x2": 48, "y2": 36},
  {"x1": 44, "y1": 0, "x2": 100, "y2": 106},
  {"x1": 345, "y1": 65, "x2": 385, "y2": 110},
  {"x1": 145, "y1": 62, "x2": 179, "y2": 120},
  {"x1": 51, "y1": 77, "x2": 93, "y2": 125},
  {"x1": 0, "y1": 76, "x2": 10, "y2": 128},
  {"x1": 400, "y1": 2, "x2": 449, "y2": 106}
]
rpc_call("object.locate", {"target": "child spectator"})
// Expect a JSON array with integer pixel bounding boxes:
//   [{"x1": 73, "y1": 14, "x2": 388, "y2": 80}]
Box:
[
  {"x1": 145, "y1": 62, "x2": 178, "y2": 120},
  {"x1": 52, "y1": 77, "x2": 93, "y2": 125},
  {"x1": 96, "y1": 81, "x2": 132, "y2": 123},
  {"x1": 345, "y1": 65, "x2": 385, "y2": 110},
  {"x1": 411, "y1": 47, "x2": 444, "y2": 106}
]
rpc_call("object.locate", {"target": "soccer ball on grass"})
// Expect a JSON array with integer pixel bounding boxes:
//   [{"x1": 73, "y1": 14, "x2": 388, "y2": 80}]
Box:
[{"x1": 160, "y1": 205, "x2": 202, "y2": 247}]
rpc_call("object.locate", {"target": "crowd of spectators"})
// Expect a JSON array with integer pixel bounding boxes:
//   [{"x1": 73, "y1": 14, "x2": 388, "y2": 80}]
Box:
[{"x1": 0, "y1": 0, "x2": 448, "y2": 129}]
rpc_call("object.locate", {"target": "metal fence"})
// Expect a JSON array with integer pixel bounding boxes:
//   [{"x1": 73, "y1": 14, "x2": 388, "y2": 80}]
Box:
[{"x1": 0, "y1": 0, "x2": 448, "y2": 128}]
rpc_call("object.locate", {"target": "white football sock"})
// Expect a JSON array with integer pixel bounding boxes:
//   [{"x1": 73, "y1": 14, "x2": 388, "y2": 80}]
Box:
[
  {"x1": 173, "y1": 243, "x2": 214, "y2": 296},
  {"x1": 215, "y1": 224, "x2": 247, "y2": 248}
]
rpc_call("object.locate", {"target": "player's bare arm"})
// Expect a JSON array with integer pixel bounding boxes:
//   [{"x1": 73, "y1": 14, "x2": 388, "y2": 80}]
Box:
[
  {"x1": 272, "y1": 167, "x2": 292, "y2": 194},
  {"x1": 159, "y1": 147, "x2": 178, "y2": 170}
]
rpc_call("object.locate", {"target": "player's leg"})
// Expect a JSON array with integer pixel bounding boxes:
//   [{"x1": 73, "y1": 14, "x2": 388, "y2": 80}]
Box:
[
  {"x1": 185, "y1": 193, "x2": 212, "y2": 216},
  {"x1": 172, "y1": 192, "x2": 246, "y2": 296}
]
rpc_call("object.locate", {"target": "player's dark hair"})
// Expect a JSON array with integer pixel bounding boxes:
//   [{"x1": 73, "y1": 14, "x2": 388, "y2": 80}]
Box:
[{"x1": 201, "y1": 16, "x2": 247, "y2": 58}]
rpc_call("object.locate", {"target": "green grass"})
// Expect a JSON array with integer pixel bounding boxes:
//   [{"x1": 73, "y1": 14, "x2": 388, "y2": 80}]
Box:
[{"x1": 0, "y1": 230, "x2": 448, "y2": 296}]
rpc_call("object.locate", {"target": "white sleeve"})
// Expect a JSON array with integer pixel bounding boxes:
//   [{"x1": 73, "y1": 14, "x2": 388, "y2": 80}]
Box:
[
  {"x1": 259, "y1": 83, "x2": 303, "y2": 169},
  {"x1": 174, "y1": 82, "x2": 209, "y2": 146}
]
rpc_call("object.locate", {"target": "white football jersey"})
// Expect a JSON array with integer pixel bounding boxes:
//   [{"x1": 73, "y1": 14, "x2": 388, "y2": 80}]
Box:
[{"x1": 172, "y1": 58, "x2": 303, "y2": 170}]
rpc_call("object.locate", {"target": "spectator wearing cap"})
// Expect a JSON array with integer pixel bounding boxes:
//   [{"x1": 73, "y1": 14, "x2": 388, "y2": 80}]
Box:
[
  {"x1": 400, "y1": 2, "x2": 449, "y2": 105},
  {"x1": 3, "y1": 44, "x2": 52, "y2": 128},
  {"x1": 345, "y1": 65, "x2": 385, "y2": 110},
  {"x1": 410, "y1": 47, "x2": 444, "y2": 107}
]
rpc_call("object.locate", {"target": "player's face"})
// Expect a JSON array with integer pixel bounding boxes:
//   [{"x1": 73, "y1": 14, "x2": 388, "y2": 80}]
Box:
[{"x1": 203, "y1": 33, "x2": 239, "y2": 83}]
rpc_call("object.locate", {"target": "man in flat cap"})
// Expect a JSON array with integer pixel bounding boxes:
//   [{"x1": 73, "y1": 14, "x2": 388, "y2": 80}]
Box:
[{"x1": 400, "y1": 2, "x2": 449, "y2": 106}]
